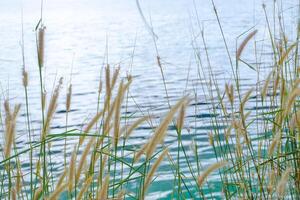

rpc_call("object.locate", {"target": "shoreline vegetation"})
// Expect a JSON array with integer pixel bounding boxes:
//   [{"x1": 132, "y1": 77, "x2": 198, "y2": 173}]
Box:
[{"x1": 1, "y1": 1, "x2": 300, "y2": 199}]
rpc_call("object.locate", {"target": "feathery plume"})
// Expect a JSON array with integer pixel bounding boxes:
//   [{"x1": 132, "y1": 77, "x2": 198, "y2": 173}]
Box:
[
  {"x1": 116, "y1": 190, "x2": 126, "y2": 200},
  {"x1": 55, "y1": 168, "x2": 67, "y2": 190},
  {"x1": 16, "y1": 168, "x2": 22, "y2": 193},
  {"x1": 241, "y1": 88, "x2": 253, "y2": 108},
  {"x1": 277, "y1": 168, "x2": 292, "y2": 198},
  {"x1": 48, "y1": 183, "x2": 67, "y2": 200},
  {"x1": 110, "y1": 66, "x2": 120, "y2": 91},
  {"x1": 225, "y1": 83, "x2": 234, "y2": 105},
  {"x1": 4, "y1": 100, "x2": 11, "y2": 121},
  {"x1": 273, "y1": 73, "x2": 280, "y2": 96},
  {"x1": 134, "y1": 142, "x2": 149, "y2": 163},
  {"x1": 278, "y1": 42, "x2": 297, "y2": 66},
  {"x1": 236, "y1": 30, "x2": 257, "y2": 60},
  {"x1": 105, "y1": 65, "x2": 111, "y2": 110},
  {"x1": 285, "y1": 88, "x2": 300, "y2": 117},
  {"x1": 98, "y1": 81, "x2": 102, "y2": 95},
  {"x1": 66, "y1": 84, "x2": 72, "y2": 112},
  {"x1": 96, "y1": 175, "x2": 110, "y2": 200},
  {"x1": 79, "y1": 110, "x2": 103, "y2": 146},
  {"x1": 38, "y1": 26, "x2": 46, "y2": 68},
  {"x1": 42, "y1": 78, "x2": 63, "y2": 139},
  {"x1": 198, "y1": 161, "x2": 228, "y2": 187},
  {"x1": 289, "y1": 110, "x2": 300, "y2": 130},
  {"x1": 103, "y1": 100, "x2": 117, "y2": 135},
  {"x1": 120, "y1": 116, "x2": 151, "y2": 139},
  {"x1": 42, "y1": 91, "x2": 46, "y2": 112},
  {"x1": 11, "y1": 188, "x2": 17, "y2": 200},
  {"x1": 176, "y1": 104, "x2": 186, "y2": 132},
  {"x1": 76, "y1": 176, "x2": 93, "y2": 200},
  {"x1": 113, "y1": 81, "x2": 124, "y2": 147},
  {"x1": 144, "y1": 96, "x2": 187, "y2": 160},
  {"x1": 76, "y1": 138, "x2": 94, "y2": 183},
  {"x1": 208, "y1": 132, "x2": 214, "y2": 146},
  {"x1": 33, "y1": 186, "x2": 43, "y2": 200},
  {"x1": 268, "y1": 131, "x2": 281, "y2": 156},
  {"x1": 22, "y1": 68, "x2": 28, "y2": 87},
  {"x1": 68, "y1": 146, "x2": 77, "y2": 192},
  {"x1": 261, "y1": 72, "x2": 272, "y2": 101},
  {"x1": 267, "y1": 169, "x2": 276, "y2": 194},
  {"x1": 143, "y1": 149, "x2": 168, "y2": 194},
  {"x1": 4, "y1": 102, "x2": 21, "y2": 159}
]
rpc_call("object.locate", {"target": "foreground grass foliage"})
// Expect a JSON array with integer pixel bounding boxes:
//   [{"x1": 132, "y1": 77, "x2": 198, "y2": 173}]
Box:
[{"x1": 1, "y1": 2, "x2": 300, "y2": 200}]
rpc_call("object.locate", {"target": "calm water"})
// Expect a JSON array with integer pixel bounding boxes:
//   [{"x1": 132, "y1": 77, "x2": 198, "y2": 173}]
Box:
[{"x1": 0, "y1": 0, "x2": 298, "y2": 199}]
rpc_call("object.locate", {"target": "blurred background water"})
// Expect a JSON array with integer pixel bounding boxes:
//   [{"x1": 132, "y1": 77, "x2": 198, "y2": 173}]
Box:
[{"x1": 0, "y1": 0, "x2": 299, "y2": 199}]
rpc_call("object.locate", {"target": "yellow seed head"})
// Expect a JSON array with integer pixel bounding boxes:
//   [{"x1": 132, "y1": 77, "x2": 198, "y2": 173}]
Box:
[
  {"x1": 236, "y1": 30, "x2": 257, "y2": 60},
  {"x1": 277, "y1": 168, "x2": 292, "y2": 198},
  {"x1": 97, "y1": 175, "x2": 110, "y2": 200},
  {"x1": 22, "y1": 69, "x2": 28, "y2": 87},
  {"x1": 38, "y1": 26, "x2": 46, "y2": 68},
  {"x1": 143, "y1": 149, "x2": 168, "y2": 194},
  {"x1": 198, "y1": 161, "x2": 228, "y2": 187},
  {"x1": 66, "y1": 84, "x2": 72, "y2": 112},
  {"x1": 268, "y1": 132, "x2": 281, "y2": 157}
]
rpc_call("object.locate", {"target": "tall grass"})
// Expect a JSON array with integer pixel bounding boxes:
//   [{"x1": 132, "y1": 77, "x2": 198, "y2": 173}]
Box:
[{"x1": 0, "y1": 1, "x2": 299, "y2": 199}]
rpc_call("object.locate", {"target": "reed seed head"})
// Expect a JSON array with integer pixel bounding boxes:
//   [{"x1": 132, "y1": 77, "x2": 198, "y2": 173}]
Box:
[
  {"x1": 268, "y1": 131, "x2": 281, "y2": 157},
  {"x1": 144, "y1": 148, "x2": 168, "y2": 195},
  {"x1": 76, "y1": 138, "x2": 94, "y2": 183},
  {"x1": 68, "y1": 146, "x2": 77, "y2": 193},
  {"x1": 42, "y1": 78, "x2": 63, "y2": 139},
  {"x1": 38, "y1": 26, "x2": 46, "y2": 68},
  {"x1": 198, "y1": 161, "x2": 228, "y2": 187},
  {"x1": 236, "y1": 30, "x2": 257, "y2": 60},
  {"x1": 97, "y1": 175, "x2": 110, "y2": 200},
  {"x1": 76, "y1": 176, "x2": 93, "y2": 200},
  {"x1": 49, "y1": 183, "x2": 67, "y2": 200},
  {"x1": 22, "y1": 69, "x2": 28, "y2": 88},
  {"x1": 144, "y1": 96, "x2": 188, "y2": 160},
  {"x1": 66, "y1": 84, "x2": 72, "y2": 112},
  {"x1": 79, "y1": 110, "x2": 103, "y2": 146},
  {"x1": 277, "y1": 167, "x2": 292, "y2": 198}
]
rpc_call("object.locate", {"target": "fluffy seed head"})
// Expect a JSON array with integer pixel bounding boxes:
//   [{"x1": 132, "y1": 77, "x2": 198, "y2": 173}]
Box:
[
  {"x1": 22, "y1": 69, "x2": 28, "y2": 87},
  {"x1": 38, "y1": 26, "x2": 46, "y2": 68},
  {"x1": 144, "y1": 96, "x2": 188, "y2": 160},
  {"x1": 42, "y1": 78, "x2": 63, "y2": 139},
  {"x1": 268, "y1": 131, "x2": 281, "y2": 157},
  {"x1": 48, "y1": 183, "x2": 67, "y2": 200},
  {"x1": 97, "y1": 175, "x2": 110, "y2": 200},
  {"x1": 198, "y1": 161, "x2": 228, "y2": 187},
  {"x1": 144, "y1": 149, "x2": 168, "y2": 194},
  {"x1": 236, "y1": 30, "x2": 257, "y2": 60},
  {"x1": 66, "y1": 84, "x2": 72, "y2": 112},
  {"x1": 68, "y1": 146, "x2": 77, "y2": 192},
  {"x1": 76, "y1": 138, "x2": 94, "y2": 183},
  {"x1": 176, "y1": 104, "x2": 186, "y2": 132},
  {"x1": 76, "y1": 176, "x2": 93, "y2": 200},
  {"x1": 277, "y1": 168, "x2": 292, "y2": 198},
  {"x1": 79, "y1": 110, "x2": 103, "y2": 146}
]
